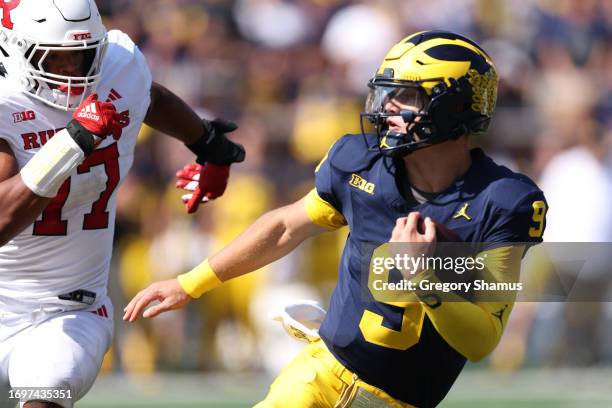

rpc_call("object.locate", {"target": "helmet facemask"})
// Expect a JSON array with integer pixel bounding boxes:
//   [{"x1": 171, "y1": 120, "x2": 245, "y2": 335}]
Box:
[
  {"x1": 21, "y1": 37, "x2": 107, "y2": 111},
  {"x1": 361, "y1": 79, "x2": 438, "y2": 158}
]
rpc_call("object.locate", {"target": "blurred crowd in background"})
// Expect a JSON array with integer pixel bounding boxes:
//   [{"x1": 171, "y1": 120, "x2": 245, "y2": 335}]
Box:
[{"x1": 93, "y1": 0, "x2": 612, "y2": 377}]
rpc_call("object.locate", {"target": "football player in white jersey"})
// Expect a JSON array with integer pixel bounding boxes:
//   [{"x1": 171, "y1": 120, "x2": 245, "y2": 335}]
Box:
[{"x1": 0, "y1": 1, "x2": 245, "y2": 407}]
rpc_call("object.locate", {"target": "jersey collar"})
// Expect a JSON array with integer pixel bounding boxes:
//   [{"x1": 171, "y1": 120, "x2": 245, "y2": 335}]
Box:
[{"x1": 380, "y1": 148, "x2": 488, "y2": 211}]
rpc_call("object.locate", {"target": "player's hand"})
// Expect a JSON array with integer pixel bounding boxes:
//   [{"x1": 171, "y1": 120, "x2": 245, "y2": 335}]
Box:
[
  {"x1": 122, "y1": 279, "x2": 192, "y2": 322},
  {"x1": 73, "y1": 93, "x2": 123, "y2": 141},
  {"x1": 175, "y1": 163, "x2": 231, "y2": 213},
  {"x1": 390, "y1": 212, "x2": 436, "y2": 276},
  {"x1": 186, "y1": 118, "x2": 245, "y2": 165},
  {"x1": 201, "y1": 119, "x2": 245, "y2": 165},
  {"x1": 390, "y1": 212, "x2": 437, "y2": 244}
]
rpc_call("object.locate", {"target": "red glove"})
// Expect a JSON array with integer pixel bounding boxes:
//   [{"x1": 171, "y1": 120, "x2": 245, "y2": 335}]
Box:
[
  {"x1": 175, "y1": 163, "x2": 230, "y2": 213},
  {"x1": 73, "y1": 93, "x2": 123, "y2": 141}
]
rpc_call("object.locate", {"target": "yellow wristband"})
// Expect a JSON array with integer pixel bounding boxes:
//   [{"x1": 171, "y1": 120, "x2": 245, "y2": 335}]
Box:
[{"x1": 177, "y1": 259, "x2": 222, "y2": 298}]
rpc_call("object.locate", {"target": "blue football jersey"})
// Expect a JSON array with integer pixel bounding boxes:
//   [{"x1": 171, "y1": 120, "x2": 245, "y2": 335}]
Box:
[{"x1": 314, "y1": 133, "x2": 546, "y2": 407}]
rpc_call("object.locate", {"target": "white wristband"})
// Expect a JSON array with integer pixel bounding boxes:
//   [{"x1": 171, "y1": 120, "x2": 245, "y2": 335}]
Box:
[{"x1": 20, "y1": 128, "x2": 85, "y2": 197}]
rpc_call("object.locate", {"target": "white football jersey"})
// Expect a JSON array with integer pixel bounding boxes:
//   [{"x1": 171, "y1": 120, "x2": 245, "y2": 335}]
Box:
[{"x1": 0, "y1": 30, "x2": 152, "y2": 303}]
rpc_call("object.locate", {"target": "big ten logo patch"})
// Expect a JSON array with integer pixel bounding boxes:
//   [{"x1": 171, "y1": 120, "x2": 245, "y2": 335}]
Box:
[
  {"x1": 349, "y1": 173, "x2": 376, "y2": 195},
  {"x1": 13, "y1": 110, "x2": 35, "y2": 123},
  {"x1": 72, "y1": 32, "x2": 92, "y2": 41}
]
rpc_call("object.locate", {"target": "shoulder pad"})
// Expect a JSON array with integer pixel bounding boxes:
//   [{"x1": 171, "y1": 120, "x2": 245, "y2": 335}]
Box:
[
  {"x1": 486, "y1": 170, "x2": 544, "y2": 212},
  {"x1": 101, "y1": 30, "x2": 140, "y2": 76},
  {"x1": 328, "y1": 133, "x2": 381, "y2": 173},
  {"x1": 98, "y1": 30, "x2": 152, "y2": 106},
  {"x1": 106, "y1": 30, "x2": 137, "y2": 54},
  {"x1": 0, "y1": 80, "x2": 30, "y2": 105}
]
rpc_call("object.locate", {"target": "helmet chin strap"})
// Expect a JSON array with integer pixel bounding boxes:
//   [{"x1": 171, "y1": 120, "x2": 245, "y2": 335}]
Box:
[
  {"x1": 360, "y1": 110, "x2": 454, "y2": 158},
  {"x1": 377, "y1": 110, "x2": 430, "y2": 158},
  {"x1": 361, "y1": 110, "x2": 425, "y2": 158},
  {"x1": 378, "y1": 130, "x2": 418, "y2": 158},
  {"x1": 377, "y1": 126, "x2": 468, "y2": 158},
  {"x1": 374, "y1": 110, "x2": 470, "y2": 158}
]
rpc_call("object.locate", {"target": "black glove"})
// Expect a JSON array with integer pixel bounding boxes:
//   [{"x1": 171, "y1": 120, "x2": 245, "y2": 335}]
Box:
[{"x1": 186, "y1": 118, "x2": 245, "y2": 165}]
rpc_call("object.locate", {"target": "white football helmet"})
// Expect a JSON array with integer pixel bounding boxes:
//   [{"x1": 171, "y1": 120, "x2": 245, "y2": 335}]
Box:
[{"x1": 0, "y1": 0, "x2": 107, "y2": 110}]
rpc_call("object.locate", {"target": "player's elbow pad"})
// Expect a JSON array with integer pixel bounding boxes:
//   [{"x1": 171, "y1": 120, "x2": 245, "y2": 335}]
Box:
[{"x1": 20, "y1": 121, "x2": 95, "y2": 197}]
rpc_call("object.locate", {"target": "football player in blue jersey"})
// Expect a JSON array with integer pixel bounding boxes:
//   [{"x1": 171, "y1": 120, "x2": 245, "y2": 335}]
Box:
[{"x1": 125, "y1": 30, "x2": 547, "y2": 407}]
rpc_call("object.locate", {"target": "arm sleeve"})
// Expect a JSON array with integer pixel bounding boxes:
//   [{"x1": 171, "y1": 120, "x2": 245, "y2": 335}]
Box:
[
  {"x1": 304, "y1": 189, "x2": 347, "y2": 230},
  {"x1": 414, "y1": 245, "x2": 525, "y2": 362}
]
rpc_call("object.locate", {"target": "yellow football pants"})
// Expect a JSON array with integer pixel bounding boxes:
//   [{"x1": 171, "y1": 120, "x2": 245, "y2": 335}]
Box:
[{"x1": 254, "y1": 340, "x2": 416, "y2": 408}]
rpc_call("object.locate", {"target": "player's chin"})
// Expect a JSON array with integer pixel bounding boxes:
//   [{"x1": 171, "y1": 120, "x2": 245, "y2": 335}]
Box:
[{"x1": 388, "y1": 124, "x2": 408, "y2": 133}]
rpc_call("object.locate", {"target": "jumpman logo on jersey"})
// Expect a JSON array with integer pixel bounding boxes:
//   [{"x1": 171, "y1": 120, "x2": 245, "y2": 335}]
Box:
[
  {"x1": 453, "y1": 203, "x2": 472, "y2": 221},
  {"x1": 380, "y1": 134, "x2": 391, "y2": 149},
  {"x1": 492, "y1": 304, "x2": 509, "y2": 326}
]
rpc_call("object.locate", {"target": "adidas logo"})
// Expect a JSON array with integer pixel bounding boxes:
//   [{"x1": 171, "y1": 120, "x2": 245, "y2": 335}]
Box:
[
  {"x1": 77, "y1": 103, "x2": 100, "y2": 121},
  {"x1": 106, "y1": 88, "x2": 122, "y2": 102}
]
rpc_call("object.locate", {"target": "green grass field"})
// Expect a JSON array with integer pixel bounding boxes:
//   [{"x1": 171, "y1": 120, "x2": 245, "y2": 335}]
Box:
[{"x1": 78, "y1": 368, "x2": 612, "y2": 407}]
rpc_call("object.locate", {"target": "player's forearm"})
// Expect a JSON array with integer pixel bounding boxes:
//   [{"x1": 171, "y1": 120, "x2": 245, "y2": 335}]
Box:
[
  {"x1": 414, "y1": 245, "x2": 524, "y2": 361},
  {"x1": 145, "y1": 83, "x2": 244, "y2": 167},
  {"x1": 144, "y1": 82, "x2": 203, "y2": 144},
  {"x1": 178, "y1": 198, "x2": 324, "y2": 298},
  {"x1": 420, "y1": 292, "x2": 508, "y2": 362},
  {"x1": 0, "y1": 176, "x2": 50, "y2": 245},
  {"x1": 0, "y1": 122, "x2": 101, "y2": 245},
  {"x1": 210, "y1": 209, "x2": 307, "y2": 281}
]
